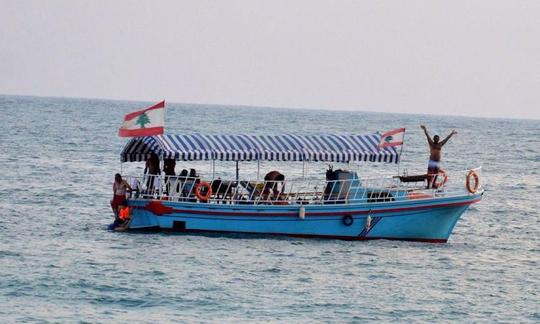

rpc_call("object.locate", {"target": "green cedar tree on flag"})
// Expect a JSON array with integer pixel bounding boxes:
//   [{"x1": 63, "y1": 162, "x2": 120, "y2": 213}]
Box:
[{"x1": 136, "y1": 112, "x2": 151, "y2": 128}]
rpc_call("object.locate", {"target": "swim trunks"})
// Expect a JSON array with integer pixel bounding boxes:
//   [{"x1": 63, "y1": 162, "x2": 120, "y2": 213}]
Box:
[
  {"x1": 111, "y1": 194, "x2": 126, "y2": 212},
  {"x1": 427, "y1": 159, "x2": 440, "y2": 174}
]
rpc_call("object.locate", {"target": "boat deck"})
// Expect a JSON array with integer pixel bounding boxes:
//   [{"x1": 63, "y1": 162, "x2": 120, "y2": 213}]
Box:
[{"x1": 125, "y1": 168, "x2": 482, "y2": 206}]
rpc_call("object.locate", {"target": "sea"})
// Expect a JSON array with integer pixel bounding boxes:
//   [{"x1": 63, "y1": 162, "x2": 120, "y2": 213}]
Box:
[{"x1": 0, "y1": 95, "x2": 538, "y2": 322}]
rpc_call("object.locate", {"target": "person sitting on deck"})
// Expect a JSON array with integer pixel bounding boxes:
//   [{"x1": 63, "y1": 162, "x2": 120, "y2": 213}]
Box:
[
  {"x1": 179, "y1": 169, "x2": 188, "y2": 179},
  {"x1": 110, "y1": 173, "x2": 132, "y2": 219},
  {"x1": 183, "y1": 169, "x2": 200, "y2": 201},
  {"x1": 174, "y1": 169, "x2": 188, "y2": 197},
  {"x1": 262, "y1": 171, "x2": 285, "y2": 202},
  {"x1": 420, "y1": 125, "x2": 457, "y2": 188}
]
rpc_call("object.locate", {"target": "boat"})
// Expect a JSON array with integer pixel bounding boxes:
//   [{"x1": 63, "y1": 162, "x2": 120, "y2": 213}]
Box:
[{"x1": 114, "y1": 132, "x2": 483, "y2": 243}]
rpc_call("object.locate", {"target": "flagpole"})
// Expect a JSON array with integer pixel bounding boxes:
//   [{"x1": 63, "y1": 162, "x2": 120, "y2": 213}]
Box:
[{"x1": 397, "y1": 131, "x2": 406, "y2": 176}]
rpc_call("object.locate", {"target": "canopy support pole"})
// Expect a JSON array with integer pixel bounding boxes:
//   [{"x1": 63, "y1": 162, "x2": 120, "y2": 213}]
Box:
[
  {"x1": 212, "y1": 160, "x2": 215, "y2": 179},
  {"x1": 397, "y1": 132, "x2": 406, "y2": 176},
  {"x1": 257, "y1": 160, "x2": 260, "y2": 181},
  {"x1": 234, "y1": 161, "x2": 240, "y2": 203},
  {"x1": 158, "y1": 157, "x2": 164, "y2": 197}
]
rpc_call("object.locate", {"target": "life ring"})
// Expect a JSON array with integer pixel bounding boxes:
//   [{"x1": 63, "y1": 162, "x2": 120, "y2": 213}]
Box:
[
  {"x1": 466, "y1": 170, "x2": 479, "y2": 193},
  {"x1": 431, "y1": 170, "x2": 448, "y2": 189},
  {"x1": 194, "y1": 182, "x2": 212, "y2": 202},
  {"x1": 342, "y1": 215, "x2": 354, "y2": 226}
]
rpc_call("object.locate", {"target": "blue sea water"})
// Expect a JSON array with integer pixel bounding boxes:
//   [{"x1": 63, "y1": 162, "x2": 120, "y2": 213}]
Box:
[{"x1": 0, "y1": 95, "x2": 539, "y2": 322}]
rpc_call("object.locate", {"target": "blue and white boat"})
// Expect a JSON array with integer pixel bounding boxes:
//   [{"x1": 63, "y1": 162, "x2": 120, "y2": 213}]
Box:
[{"x1": 116, "y1": 132, "x2": 483, "y2": 243}]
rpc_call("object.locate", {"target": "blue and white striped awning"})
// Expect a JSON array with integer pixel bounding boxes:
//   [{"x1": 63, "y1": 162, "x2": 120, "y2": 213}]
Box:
[{"x1": 120, "y1": 133, "x2": 401, "y2": 163}]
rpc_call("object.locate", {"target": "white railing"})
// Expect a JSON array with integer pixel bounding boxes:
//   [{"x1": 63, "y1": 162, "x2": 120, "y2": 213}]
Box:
[{"x1": 124, "y1": 167, "x2": 482, "y2": 205}]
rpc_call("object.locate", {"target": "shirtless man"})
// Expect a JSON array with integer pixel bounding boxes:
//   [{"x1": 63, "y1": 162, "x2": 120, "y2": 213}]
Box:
[
  {"x1": 420, "y1": 125, "x2": 457, "y2": 187},
  {"x1": 111, "y1": 173, "x2": 132, "y2": 218}
]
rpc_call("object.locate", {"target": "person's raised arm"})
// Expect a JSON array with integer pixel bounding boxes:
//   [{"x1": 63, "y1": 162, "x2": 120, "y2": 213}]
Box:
[
  {"x1": 440, "y1": 130, "x2": 457, "y2": 146},
  {"x1": 420, "y1": 125, "x2": 434, "y2": 145}
]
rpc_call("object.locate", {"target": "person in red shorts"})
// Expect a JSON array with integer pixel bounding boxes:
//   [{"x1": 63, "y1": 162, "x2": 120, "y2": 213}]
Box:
[{"x1": 110, "y1": 173, "x2": 132, "y2": 219}]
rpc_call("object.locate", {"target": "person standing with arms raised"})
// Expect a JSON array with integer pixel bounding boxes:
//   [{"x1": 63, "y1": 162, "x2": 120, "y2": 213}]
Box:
[{"x1": 420, "y1": 125, "x2": 457, "y2": 188}]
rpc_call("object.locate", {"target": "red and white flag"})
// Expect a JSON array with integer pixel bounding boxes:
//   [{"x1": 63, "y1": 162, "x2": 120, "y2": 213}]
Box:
[
  {"x1": 118, "y1": 101, "x2": 165, "y2": 137},
  {"x1": 378, "y1": 128, "x2": 405, "y2": 148}
]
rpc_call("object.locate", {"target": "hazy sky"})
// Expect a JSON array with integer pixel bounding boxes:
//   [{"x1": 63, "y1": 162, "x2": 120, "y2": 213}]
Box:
[{"x1": 1, "y1": 0, "x2": 539, "y2": 119}]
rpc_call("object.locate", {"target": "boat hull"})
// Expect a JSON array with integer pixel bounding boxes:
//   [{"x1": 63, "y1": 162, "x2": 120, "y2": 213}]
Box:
[{"x1": 126, "y1": 193, "x2": 482, "y2": 243}]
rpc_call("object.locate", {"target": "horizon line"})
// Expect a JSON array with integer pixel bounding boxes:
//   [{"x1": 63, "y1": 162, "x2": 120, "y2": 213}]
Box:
[{"x1": 1, "y1": 92, "x2": 538, "y2": 122}]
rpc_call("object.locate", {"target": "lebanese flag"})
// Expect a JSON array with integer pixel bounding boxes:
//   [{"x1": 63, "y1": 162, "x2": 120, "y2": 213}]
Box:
[
  {"x1": 118, "y1": 101, "x2": 165, "y2": 137},
  {"x1": 378, "y1": 128, "x2": 405, "y2": 148}
]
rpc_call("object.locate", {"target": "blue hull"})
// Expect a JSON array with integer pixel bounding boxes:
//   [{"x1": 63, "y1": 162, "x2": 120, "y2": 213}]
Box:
[{"x1": 126, "y1": 193, "x2": 482, "y2": 243}]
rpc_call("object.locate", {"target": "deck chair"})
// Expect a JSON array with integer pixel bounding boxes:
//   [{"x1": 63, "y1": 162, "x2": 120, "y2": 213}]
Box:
[{"x1": 239, "y1": 181, "x2": 263, "y2": 202}]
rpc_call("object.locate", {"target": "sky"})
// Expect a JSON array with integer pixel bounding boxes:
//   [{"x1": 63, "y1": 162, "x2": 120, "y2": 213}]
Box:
[{"x1": 1, "y1": 0, "x2": 539, "y2": 119}]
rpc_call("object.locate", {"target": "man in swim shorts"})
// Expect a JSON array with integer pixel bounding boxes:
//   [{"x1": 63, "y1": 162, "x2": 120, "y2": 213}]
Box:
[
  {"x1": 420, "y1": 125, "x2": 457, "y2": 188},
  {"x1": 111, "y1": 173, "x2": 132, "y2": 218}
]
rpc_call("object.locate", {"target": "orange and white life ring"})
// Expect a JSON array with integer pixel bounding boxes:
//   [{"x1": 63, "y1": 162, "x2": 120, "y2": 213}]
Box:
[
  {"x1": 431, "y1": 170, "x2": 448, "y2": 189},
  {"x1": 194, "y1": 182, "x2": 212, "y2": 202},
  {"x1": 466, "y1": 170, "x2": 479, "y2": 193}
]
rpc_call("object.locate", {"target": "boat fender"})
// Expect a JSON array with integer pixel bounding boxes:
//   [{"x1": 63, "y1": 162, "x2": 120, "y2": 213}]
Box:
[
  {"x1": 342, "y1": 215, "x2": 354, "y2": 226},
  {"x1": 365, "y1": 215, "x2": 372, "y2": 230},
  {"x1": 299, "y1": 205, "x2": 305, "y2": 220},
  {"x1": 466, "y1": 170, "x2": 479, "y2": 194},
  {"x1": 194, "y1": 182, "x2": 213, "y2": 202}
]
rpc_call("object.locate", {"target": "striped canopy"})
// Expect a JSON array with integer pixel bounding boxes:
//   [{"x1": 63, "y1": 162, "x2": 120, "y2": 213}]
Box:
[{"x1": 120, "y1": 133, "x2": 401, "y2": 163}]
